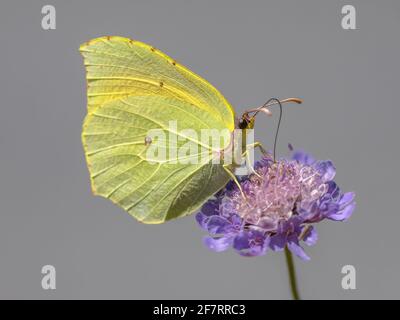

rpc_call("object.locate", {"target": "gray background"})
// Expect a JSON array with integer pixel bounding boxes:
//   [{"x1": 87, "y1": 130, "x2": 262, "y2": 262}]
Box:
[{"x1": 0, "y1": 0, "x2": 399, "y2": 299}]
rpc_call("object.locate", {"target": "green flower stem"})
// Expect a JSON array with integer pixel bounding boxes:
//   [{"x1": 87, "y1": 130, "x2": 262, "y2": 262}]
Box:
[{"x1": 284, "y1": 247, "x2": 300, "y2": 300}]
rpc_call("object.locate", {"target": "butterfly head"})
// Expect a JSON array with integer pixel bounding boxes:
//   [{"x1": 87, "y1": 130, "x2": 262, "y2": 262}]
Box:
[{"x1": 238, "y1": 113, "x2": 255, "y2": 130}]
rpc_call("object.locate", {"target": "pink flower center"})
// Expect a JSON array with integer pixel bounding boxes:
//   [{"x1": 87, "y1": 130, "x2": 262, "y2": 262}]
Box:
[{"x1": 230, "y1": 160, "x2": 327, "y2": 232}]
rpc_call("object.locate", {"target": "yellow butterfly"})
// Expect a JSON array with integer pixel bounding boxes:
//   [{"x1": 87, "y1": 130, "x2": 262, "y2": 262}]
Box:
[{"x1": 80, "y1": 36, "x2": 301, "y2": 223}]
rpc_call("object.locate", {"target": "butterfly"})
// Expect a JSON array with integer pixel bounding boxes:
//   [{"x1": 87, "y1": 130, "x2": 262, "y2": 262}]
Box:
[{"x1": 80, "y1": 36, "x2": 301, "y2": 223}]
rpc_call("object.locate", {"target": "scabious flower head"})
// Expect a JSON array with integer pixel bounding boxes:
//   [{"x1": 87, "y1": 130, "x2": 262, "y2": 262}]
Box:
[{"x1": 196, "y1": 150, "x2": 356, "y2": 260}]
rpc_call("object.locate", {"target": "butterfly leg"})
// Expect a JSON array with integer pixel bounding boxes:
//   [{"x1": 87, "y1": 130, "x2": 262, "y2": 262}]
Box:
[
  {"x1": 241, "y1": 149, "x2": 261, "y2": 178},
  {"x1": 243, "y1": 141, "x2": 270, "y2": 177},
  {"x1": 222, "y1": 164, "x2": 246, "y2": 199},
  {"x1": 222, "y1": 141, "x2": 268, "y2": 199},
  {"x1": 246, "y1": 141, "x2": 268, "y2": 156}
]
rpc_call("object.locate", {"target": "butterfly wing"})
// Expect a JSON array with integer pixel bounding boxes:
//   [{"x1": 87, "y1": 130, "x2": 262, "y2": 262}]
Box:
[
  {"x1": 80, "y1": 36, "x2": 234, "y2": 130},
  {"x1": 80, "y1": 37, "x2": 235, "y2": 223}
]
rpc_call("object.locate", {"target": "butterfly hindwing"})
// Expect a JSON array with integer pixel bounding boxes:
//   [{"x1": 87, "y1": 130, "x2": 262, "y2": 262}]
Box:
[{"x1": 82, "y1": 95, "x2": 231, "y2": 223}]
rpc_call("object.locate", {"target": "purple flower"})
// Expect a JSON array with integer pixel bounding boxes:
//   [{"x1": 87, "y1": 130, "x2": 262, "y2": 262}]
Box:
[{"x1": 195, "y1": 150, "x2": 355, "y2": 260}]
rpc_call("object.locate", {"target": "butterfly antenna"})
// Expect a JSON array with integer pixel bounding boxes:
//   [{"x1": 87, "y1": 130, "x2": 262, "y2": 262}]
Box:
[
  {"x1": 272, "y1": 98, "x2": 282, "y2": 162},
  {"x1": 243, "y1": 97, "x2": 302, "y2": 162}
]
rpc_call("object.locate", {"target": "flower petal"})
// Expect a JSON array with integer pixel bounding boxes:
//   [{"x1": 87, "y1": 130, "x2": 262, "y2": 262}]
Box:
[
  {"x1": 203, "y1": 236, "x2": 233, "y2": 252},
  {"x1": 219, "y1": 198, "x2": 237, "y2": 218},
  {"x1": 195, "y1": 212, "x2": 209, "y2": 230},
  {"x1": 315, "y1": 160, "x2": 336, "y2": 182},
  {"x1": 288, "y1": 240, "x2": 310, "y2": 261},
  {"x1": 229, "y1": 214, "x2": 244, "y2": 233},
  {"x1": 201, "y1": 199, "x2": 220, "y2": 216},
  {"x1": 339, "y1": 192, "x2": 355, "y2": 208},
  {"x1": 326, "y1": 181, "x2": 340, "y2": 199},
  {"x1": 233, "y1": 231, "x2": 269, "y2": 257},
  {"x1": 292, "y1": 150, "x2": 315, "y2": 165},
  {"x1": 303, "y1": 226, "x2": 318, "y2": 246},
  {"x1": 269, "y1": 233, "x2": 287, "y2": 251},
  {"x1": 321, "y1": 202, "x2": 340, "y2": 219},
  {"x1": 206, "y1": 216, "x2": 233, "y2": 235},
  {"x1": 255, "y1": 156, "x2": 274, "y2": 170},
  {"x1": 258, "y1": 216, "x2": 278, "y2": 231},
  {"x1": 328, "y1": 202, "x2": 356, "y2": 221}
]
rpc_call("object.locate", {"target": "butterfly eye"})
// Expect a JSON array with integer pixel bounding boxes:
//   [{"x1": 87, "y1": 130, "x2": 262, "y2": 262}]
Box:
[{"x1": 238, "y1": 117, "x2": 249, "y2": 129}]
